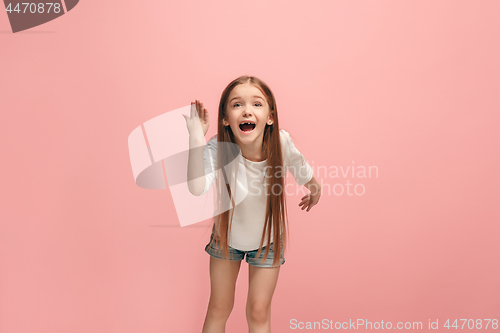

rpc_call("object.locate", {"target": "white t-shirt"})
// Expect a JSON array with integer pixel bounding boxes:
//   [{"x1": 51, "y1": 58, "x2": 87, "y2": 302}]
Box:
[{"x1": 198, "y1": 129, "x2": 313, "y2": 251}]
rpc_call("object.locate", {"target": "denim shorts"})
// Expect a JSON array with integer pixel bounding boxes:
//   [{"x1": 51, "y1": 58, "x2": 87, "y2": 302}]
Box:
[{"x1": 204, "y1": 233, "x2": 285, "y2": 268}]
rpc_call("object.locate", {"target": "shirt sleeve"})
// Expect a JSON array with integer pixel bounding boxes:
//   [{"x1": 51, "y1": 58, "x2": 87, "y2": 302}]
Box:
[
  {"x1": 280, "y1": 129, "x2": 313, "y2": 186},
  {"x1": 197, "y1": 136, "x2": 217, "y2": 196}
]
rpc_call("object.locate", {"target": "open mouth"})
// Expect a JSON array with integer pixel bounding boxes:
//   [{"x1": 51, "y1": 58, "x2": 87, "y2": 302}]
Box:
[{"x1": 239, "y1": 122, "x2": 256, "y2": 133}]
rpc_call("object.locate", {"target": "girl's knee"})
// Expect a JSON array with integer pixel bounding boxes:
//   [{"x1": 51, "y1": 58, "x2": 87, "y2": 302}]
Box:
[
  {"x1": 246, "y1": 303, "x2": 271, "y2": 325},
  {"x1": 207, "y1": 301, "x2": 234, "y2": 321}
]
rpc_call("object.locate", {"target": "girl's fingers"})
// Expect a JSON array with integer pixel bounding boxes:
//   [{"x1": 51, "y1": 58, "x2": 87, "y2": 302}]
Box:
[
  {"x1": 300, "y1": 199, "x2": 318, "y2": 211},
  {"x1": 300, "y1": 194, "x2": 319, "y2": 211},
  {"x1": 195, "y1": 100, "x2": 200, "y2": 117},
  {"x1": 203, "y1": 109, "x2": 208, "y2": 122},
  {"x1": 194, "y1": 100, "x2": 200, "y2": 118},
  {"x1": 307, "y1": 202, "x2": 318, "y2": 212},
  {"x1": 190, "y1": 101, "x2": 195, "y2": 118},
  {"x1": 197, "y1": 101, "x2": 204, "y2": 118}
]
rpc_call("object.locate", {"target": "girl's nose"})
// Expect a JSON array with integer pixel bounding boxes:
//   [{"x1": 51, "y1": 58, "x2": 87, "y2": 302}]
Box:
[{"x1": 243, "y1": 107, "x2": 253, "y2": 116}]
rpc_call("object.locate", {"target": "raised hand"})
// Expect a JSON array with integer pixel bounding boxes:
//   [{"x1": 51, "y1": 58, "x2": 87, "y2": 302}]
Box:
[{"x1": 182, "y1": 99, "x2": 210, "y2": 138}]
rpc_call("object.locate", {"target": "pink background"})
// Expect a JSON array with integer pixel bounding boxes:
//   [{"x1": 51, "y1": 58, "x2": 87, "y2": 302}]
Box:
[{"x1": 1, "y1": 0, "x2": 499, "y2": 332}]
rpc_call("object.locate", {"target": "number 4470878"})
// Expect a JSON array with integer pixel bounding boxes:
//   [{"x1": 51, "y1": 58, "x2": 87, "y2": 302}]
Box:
[
  {"x1": 5, "y1": 3, "x2": 62, "y2": 14},
  {"x1": 444, "y1": 319, "x2": 498, "y2": 330}
]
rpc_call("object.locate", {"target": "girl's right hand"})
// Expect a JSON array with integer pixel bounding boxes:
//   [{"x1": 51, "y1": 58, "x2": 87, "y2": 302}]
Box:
[{"x1": 182, "y1": 99, "x2": 210, "y2": 137}]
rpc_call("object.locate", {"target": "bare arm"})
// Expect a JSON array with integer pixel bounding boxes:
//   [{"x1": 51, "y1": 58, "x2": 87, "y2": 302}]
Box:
[
  {"x1": 303, "y1": 175, "x2": 321, "y2": 195},
  {"x1": 186, "y1": 135, "x2": 206, "y2": 196},
  {"x1": 183, "y1": 100, "x2": 210, "y2": 196}
]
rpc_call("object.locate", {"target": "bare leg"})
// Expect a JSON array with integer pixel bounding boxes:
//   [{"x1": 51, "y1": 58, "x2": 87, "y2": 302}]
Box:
[
  {"x1": 202, "y1": 256, "x2": 242, "y2": 333},
  {"x1": 246, "y1": 265, "x2": 281, "y2": 333}
]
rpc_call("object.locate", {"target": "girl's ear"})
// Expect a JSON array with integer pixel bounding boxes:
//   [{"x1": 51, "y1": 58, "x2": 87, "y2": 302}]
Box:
[{"x1": 267, "y1": 115, "x2": 274, "y2": 125}]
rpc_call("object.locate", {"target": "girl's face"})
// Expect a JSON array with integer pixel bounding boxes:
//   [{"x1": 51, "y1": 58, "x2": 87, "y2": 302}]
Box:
[{"x1": 223, "y1": 83, "x2": 273, "y2": 146}]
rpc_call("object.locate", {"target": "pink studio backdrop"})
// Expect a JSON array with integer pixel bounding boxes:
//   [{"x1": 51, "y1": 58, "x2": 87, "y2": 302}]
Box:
[{"x1": 1, "y1": 0, "x2": 499, "y2": 332}]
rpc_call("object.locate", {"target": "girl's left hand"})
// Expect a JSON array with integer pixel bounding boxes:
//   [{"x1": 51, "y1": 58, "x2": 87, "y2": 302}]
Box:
[{"x1": 298, "y1": 189, "x2": 321, "y2": 212}]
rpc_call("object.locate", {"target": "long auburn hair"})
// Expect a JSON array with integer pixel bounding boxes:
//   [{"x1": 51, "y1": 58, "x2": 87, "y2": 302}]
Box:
[{"x1": 207, "y1": 75, "x2": 289, "y2": 267}]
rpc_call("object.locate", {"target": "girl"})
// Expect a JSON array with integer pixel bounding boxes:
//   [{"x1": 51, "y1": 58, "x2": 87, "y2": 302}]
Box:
[{"x1": 183, "y1": 76, "x2": 321, "y2": 333}]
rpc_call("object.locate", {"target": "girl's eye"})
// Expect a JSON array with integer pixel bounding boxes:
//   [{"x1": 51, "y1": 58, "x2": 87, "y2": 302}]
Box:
[{"x1": 232, "y1": 102, "x2": 262, "y2": 107}]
